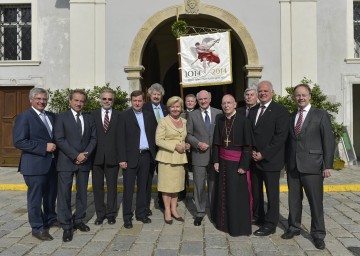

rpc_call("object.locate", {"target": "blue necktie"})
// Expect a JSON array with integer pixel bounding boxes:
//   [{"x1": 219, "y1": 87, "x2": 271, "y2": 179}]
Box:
[{"x1": 204, "y1": 110, "x2": 211, "y2": 133}]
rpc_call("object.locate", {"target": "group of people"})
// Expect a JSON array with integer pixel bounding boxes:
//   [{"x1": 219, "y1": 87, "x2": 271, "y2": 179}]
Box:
[{"x1": 13, "y1": 80, "x2": 335, "y2": 250}]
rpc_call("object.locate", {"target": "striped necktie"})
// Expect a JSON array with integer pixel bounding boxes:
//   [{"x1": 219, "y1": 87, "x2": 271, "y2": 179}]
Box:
[
  {"x1": 294, "y1": 109, "x2": 304, "y2": 137},
  {"x1": 104, "y1": 110, "x2": 109, "y2": 132}
]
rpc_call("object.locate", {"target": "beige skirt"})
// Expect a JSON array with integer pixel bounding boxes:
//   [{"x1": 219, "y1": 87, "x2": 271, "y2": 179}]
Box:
[{"x1": 157, "y1": 162, "x2": 185, "y2": 193}]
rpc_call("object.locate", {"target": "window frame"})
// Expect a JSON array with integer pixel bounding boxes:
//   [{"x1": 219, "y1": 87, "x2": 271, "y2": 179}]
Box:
[{"x1": 0, "y1": 0, "x2": 39, "y2": 66}]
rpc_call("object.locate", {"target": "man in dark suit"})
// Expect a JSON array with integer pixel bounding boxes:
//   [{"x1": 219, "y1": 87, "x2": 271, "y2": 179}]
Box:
[
  {"x1": 281, "y1": 84, "x2": 335, "y2": 250},
  {"x1": 237, "y1": 87, "x2": 258, "y2": 218},
  {"x1": 54, "y1": 89, "x2": 97, "y2": 242},
  {"x1": 13, "y1": 88, "x2": 58, "y2": 241},
  {"x1": 91, "y1": 89, "x2": 122, "y2": 225},
  {"x1": 143, "y1": 83, "x2": 169, "y2": 212},
  {"x1": 186, "y1": 90, "x2": 222, "y2": 226},
  {"x1": 248, "y1": 81, "x2": 290, "y2": 236},
  {"x1": 238, "y1": 87, "x2": 258, "y2": 117},
  {"x1": 119, "y1": 90, "x2": 157, "y2": 229}
]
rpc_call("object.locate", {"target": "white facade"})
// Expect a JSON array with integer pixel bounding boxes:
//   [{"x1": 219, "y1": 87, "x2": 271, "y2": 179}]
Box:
[{"x1": 1, "y1": 0, "x2": 360, "y2": 153}]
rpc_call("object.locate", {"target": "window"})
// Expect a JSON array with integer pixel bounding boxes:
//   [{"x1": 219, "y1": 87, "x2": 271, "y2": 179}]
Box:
[
  {"x1": 354, "y1": 2, "x2": 360, "y2": 58},
  {"x1": 0, "y1": 4, "x2": 31, "y2": 60}
]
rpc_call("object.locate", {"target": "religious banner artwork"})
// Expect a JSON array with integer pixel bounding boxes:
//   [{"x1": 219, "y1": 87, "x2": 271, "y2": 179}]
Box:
[{"x1": 179, "y1": 31, "x2": 232, "y2": 87}]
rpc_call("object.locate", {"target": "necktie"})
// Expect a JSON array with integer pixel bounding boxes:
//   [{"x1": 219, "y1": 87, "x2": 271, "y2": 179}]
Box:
[
  {"x1": 104, "y1": 110, "x2": 109, "y2": 132},
  {"x1": 40, "y1": 112, "x2": 52, "y2": 137},
  {"x1": 155, "y1": 106, "x2": 160, "y2": 122},
  {"x1": 259, "y1": 105, "x2": 266, "y2": 117},
  {"x1": 76, "y1": 113, "x2": 82, "y2": 137},
  {"x1": 204, "y1": 110, "x2": 211, "y2": 133},
  {"x1": 295, "y1": 109, "x2": 303, "y2": 137},
  {"x1": 256, "y1": 105, "x2": 266, "y2": 125},
  {"x1": 246, "y1": 107, "x2": 250, "y2": 117}
]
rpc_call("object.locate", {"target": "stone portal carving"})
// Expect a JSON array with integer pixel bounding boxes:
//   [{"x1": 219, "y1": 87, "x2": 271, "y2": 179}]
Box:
[{"x1": 185, "y1": 0, "x2": 199, "y2": 14}]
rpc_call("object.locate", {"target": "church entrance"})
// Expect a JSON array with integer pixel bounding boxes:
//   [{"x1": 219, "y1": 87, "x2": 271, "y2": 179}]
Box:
[{"x1": 141, "y1": 15, "x2": 247, "y2": 109}]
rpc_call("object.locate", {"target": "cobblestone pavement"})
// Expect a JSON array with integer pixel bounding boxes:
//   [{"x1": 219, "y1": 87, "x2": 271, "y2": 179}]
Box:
[{"x1": 0, "y1": 166, "x2": 359, "y2": 255}]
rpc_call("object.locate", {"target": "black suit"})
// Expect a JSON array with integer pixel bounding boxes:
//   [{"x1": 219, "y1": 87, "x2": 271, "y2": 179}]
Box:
[
  {"x1": 91, "y1": 108, "x2": 122, "y2": 220},
  {"x1": 248, "y1": 101, "x2": 289, "y2": 229},
  {"x1": 13, "y1": 108, "x2": 57, "y2": 233},
  {"x1": 142, "y1": 103, "x2": 169, "y2": 208},
  {"x1": 285, "y1": 106, "x2": 335, "y2": 240},
  {"x1": 54, "y1": 109, "x2": 97, "y2": 229},
  {"x1": 119, "y1": 108, "x2": 157, "y2": 221}
]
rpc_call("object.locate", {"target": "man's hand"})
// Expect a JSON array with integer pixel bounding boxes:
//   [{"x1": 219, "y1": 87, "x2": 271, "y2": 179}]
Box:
[
  {"x1": 120, "y1": 162, "x2": 127, "y2": 169},
  {"x1": 76, "y1": 152, "x2": 88, "y2": 164},
  {"x1": 252, "y1": 151, "x2": 264, "y2": 162},
  {"x1": 46, "y1": 143, "x2": 56, "y2": 152},
  {"x1": 237, "y1": 168, "x2": 246, "y2": 174},
  {"x1": 198, "y1": 142, "x2": 209, "y2": 151},
  {"x1": 322, "y1": 169, "x2": 331, "y2": 178},
  {"x1": 214, "y1": 163, "x2": 219, "y2": 172}
]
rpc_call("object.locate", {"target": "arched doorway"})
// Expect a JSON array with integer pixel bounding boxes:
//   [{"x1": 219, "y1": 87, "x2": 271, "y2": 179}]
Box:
[{"x1": 126, "y1": 4, "x2": 262, "y2": 108}]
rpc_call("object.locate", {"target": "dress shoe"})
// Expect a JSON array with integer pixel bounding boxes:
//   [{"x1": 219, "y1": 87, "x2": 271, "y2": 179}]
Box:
[
  {"x1": 146, "y1": 209, "x2": 153, "y2": 216},
  {"x1": 74, "y1": 222, "x2": 90, "y2": 232},
  {"x1": 107, "y1": 217, "x2": 116, "y2": 225},
  {"x1": 164, "y1": 216, "x2": 173, "y2": 225},
  {"x1": 124, "y1": 220, "x2": 133, "y2": 229},
  {"x1": 62, "y1": 229, "x2": 73, "y2": 242},
  {"x1": 314, "y1": 239, "x2": 325, "y2": 250},
  {"x1": 281, "y1": 229, "x2": 300, "y2": 239},
  {"x1": 94, "y1": 218, "x2": 104, "y2": 225},
  {"x1": 253, "y1": 226, "x2": 276, "y2": 236},
  {"x1": 194, "y1": 217, "x2": 203, "y2": 226},
  {"x1": 136, "y1": 216, "x2": 152, "y2": 224},
  {"x1": 32, "y1": 230, "x2": 53, "y2": 241},
  {"x1": 172, "y1": 214, "x2": 185, "y2": 222}
]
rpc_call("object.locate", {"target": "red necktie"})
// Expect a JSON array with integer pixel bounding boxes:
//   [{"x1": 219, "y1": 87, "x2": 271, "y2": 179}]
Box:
[
  {"x1": 294, "y1": 109, "x2": 303, "y2": 136},
  {"x1": 104, "y1": 110, "x2": 109, "y2": 132}
]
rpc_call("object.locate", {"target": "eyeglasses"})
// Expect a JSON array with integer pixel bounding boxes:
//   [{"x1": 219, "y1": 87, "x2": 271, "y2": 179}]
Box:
[{"x1": 102, "y1": 98, "x2": 113, "y2": 101}]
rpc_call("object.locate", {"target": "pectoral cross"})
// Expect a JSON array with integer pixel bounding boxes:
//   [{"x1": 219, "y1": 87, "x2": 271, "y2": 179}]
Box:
[{"x1": 224, "y1": 136, "x2": 231, "y2": 147}]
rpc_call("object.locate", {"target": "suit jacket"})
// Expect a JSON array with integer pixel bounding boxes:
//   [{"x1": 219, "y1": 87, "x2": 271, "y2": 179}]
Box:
[
  {"x1": 155, "y1": 116, "x2": 188, "y2": 164},
  {"x1": 119, "y1": 108, "x2": 157, "y2": 168},
  {"x1": 13, "y1": 108, "x2": 56, "y2": 175},
  {"x1": 286, "y1": 106, "x2": 335, "y2": 174},
  {"x1": 248, "y1": 101, "x2": 290, "y2": 171},
  {"x1": 54, "y1": 110, "x2": 97, "y2": 172},
  {"x1": 143, "y1": 102, "x2": 169, "y2": 122},
  {"x1": 186, "y1": 107, "x2": 222, "y2": 166},
  {"x1": 91, "y1": 108, "x2": 122, "y2": 166}
]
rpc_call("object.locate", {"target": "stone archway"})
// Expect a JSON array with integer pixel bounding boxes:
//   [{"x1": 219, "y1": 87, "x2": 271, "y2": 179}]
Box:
[{"x1": 124, "y1": 4, "x2": 262, "y2": 90}]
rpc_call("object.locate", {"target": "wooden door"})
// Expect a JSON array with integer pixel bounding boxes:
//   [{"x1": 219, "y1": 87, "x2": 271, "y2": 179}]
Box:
[{"x1": 0, "y1": 87, "x2": 32, "y2": 166}]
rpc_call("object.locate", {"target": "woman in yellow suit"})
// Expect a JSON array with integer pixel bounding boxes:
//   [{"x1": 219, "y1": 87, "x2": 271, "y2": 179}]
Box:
[{"x1": 156, "y1": 96, "x2": 190, "y2": 224}]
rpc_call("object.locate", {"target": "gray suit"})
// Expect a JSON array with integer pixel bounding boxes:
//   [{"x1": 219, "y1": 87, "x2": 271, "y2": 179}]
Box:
[
  {"x1": 285, "y1": 106, "x2": 335, "y2": 240},
  {"x1": 186, "y1": 107, "x2": 222, "y2": 217}
]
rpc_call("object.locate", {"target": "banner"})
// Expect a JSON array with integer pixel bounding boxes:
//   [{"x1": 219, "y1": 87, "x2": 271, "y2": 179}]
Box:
[{"x1": 179, "y1": 31, "x2": 232, "y2": 87}]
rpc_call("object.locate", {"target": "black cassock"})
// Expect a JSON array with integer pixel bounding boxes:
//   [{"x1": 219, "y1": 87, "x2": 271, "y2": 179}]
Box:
[{"x1": 212, "y1": 113, "x2": 254, "y2": 236}]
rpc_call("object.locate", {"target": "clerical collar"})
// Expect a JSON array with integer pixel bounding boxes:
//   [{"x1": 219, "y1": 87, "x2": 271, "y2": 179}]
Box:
[
  {"x1": 187, "y1": 109, "x2": 194, "y2": 112},
  {"x1": 225, "y1": 110, "x2": 236, "y2": 119}
]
